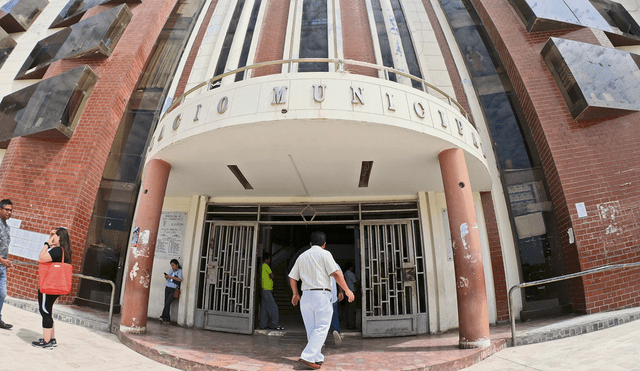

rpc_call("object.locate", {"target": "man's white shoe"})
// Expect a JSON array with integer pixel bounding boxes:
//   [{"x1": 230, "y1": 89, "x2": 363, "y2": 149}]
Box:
[{"x1": 333, "y1": 330, "x2": 342, "y2": 346}]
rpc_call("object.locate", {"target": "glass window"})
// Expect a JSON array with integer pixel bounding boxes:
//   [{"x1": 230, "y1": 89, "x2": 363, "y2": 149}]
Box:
[
  {"x1": 298, "y1": 0, "x2": 329, "y2": 72},
  {"x1": 235, "y1": 0, "x2": 261, "y2": 81},
  {"x1": 212, "y1": 0, "x2": 246, "y2": 82}
]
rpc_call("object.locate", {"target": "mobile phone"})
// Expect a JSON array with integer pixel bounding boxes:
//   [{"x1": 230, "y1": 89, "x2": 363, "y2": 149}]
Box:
[{"x1": 164, "y1": 272, "x2": 168, "y2": 275}]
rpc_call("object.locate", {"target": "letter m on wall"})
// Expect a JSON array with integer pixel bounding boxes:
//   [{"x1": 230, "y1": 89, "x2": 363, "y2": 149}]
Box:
[{"x1": 272, "y1": 86, "x2": 287, "y2": 105}]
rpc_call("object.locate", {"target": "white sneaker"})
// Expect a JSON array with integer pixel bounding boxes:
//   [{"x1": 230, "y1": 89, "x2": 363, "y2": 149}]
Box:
[{"x1": 332, "y1": 330, "x2": 342, "y2": 346}]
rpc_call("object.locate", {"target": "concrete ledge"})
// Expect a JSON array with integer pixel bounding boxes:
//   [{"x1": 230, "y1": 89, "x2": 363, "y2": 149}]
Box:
[{"x1": 515, "y1": 307, "x2": 640, "y2": 346}]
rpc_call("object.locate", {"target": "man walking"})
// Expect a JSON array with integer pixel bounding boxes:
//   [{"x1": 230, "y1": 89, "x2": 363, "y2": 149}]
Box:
[
  {"x1": 0, "y1": 199, "x2": 14, "y2": 330},
  {"x1": 259, "y1": 253, "x2": 283, "y2": 330},
  {"x1": 289, "y1": 231, "x2": 354, "y2": 370}
]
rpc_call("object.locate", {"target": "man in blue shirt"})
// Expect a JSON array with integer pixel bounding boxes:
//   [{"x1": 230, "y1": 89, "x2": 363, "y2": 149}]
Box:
[{"x1": 0, "y1": 199, "x2": 14, "y2": 330}]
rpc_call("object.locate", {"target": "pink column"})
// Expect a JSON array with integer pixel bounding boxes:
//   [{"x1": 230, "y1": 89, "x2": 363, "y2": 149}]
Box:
[
  {"x1": 120, "y1": 159, "x2": 171, "y2": 334},
  {"x1": 439, "y1": 148, "x2": 490, "y2": 349}
]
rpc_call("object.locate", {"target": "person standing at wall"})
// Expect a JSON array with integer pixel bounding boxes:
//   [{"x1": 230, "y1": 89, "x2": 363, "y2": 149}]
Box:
[
  {"x1": 343, "y1": 262, "x2": 358, "y2": 330},
  {"x1": 0, "y1": 199, "x2": 13, "y2": 330},
  {"x1": 259, "y1": 253, "x2": 283, "y2": 330},
  {"x1": 160, "y1": 259, "x2": 182, "y2": 324},
  {"x1": 289, "y1": 231, "x2": 354, "y2": 370}
]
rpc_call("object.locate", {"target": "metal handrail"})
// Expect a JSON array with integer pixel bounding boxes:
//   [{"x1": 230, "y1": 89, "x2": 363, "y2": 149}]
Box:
[
  {"x1": 508, "y1": 261, "x2": 640, "y2": 345},
  {"x1": 161, "y1": 57, "x2": 473, "y2": 125},
  {"x1": 11, "y1": 260, "x2": 117, "y2": 333}
]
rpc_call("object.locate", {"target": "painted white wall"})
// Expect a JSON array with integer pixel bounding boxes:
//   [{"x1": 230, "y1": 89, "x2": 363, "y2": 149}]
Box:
[{"x1": 146, "y1": 196, "x2": 195, "y2": 324}]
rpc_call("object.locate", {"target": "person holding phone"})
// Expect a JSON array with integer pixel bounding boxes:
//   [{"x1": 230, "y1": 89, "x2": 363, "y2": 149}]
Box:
[{"x1": 160, "y1": 259, "x2": 182, "y2": 324}]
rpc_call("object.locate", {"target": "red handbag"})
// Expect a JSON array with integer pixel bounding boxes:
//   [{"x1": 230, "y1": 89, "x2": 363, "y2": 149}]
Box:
[{"x1": 38, "y1": 249, "x2": 73, "y2": 295}]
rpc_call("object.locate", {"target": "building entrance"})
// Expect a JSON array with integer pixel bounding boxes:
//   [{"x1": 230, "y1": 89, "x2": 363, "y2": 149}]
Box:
[{"x1": 196, "y1": 202, "x2": 429, "y2": 336}]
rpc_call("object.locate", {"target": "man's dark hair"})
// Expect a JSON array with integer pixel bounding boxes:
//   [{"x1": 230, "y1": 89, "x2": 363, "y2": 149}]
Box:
[
  {"x1": 310, "y1": 231, "x2": 326, "y2": 246},
  {"x1": 0, "y1": 199, "x2": 12, "y2": 209},
  {"x1": 263, "y1": 252, "x2": 271, "y2": 261}
]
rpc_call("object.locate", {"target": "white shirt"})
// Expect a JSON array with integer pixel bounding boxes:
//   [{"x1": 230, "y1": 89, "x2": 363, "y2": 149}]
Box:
[{"x1": 289, "y1": 245, "x2": 339, "y2": 292}]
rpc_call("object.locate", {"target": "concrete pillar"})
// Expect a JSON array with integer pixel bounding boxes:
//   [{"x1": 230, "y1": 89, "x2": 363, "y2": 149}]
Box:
[
  {"x1": 120, "y1": 159, "x2": 171, "y2": 334},
  {"x1": 438, "y1": 148, "x2": 490, "y2": 349}
]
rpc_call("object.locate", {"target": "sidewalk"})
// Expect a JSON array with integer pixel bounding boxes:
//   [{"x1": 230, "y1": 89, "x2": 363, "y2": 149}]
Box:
[
  {"x1": 2, "y1": 296, "x2": 640, "y2": 370},
  {"x1": 0, "y1": 302, "x2": 177, "y2": 371}
]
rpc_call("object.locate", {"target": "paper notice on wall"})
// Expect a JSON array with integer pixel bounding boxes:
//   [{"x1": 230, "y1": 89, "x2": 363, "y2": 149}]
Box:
[
  {"x1": 7, "y1": 218, "x2": 49, "y2": 261},
  {"x1": 155, "y1": 212, "x2": 187, "y2": 258},
  {"x1": 514, "y1": 212, "x2": 546, "y2": 239}
]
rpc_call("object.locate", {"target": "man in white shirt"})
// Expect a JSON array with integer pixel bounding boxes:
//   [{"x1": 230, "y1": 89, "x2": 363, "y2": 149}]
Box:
[{"x1": 289, "y1": 231, "x2": 354, "y2": 370}]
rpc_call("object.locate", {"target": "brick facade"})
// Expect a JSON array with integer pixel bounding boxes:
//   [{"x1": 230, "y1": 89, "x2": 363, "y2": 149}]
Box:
[
  {"x1": 340, "y1": 0, "x2": 377, "y2": 77},
  {"x1": 0, "y1": 0, "x2": 179, "y2": 303},
  {"x1": 472, "y1": 0, "x2": 640, "y2": 313},
  {"x1": 253, "y1": 0, "x2": 291, "y2": 77}
]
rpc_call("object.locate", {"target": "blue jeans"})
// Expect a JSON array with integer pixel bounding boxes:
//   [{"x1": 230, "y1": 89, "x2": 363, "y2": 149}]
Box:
[
  {"x1": 161, "y1": 286, "x2": 176, "y2": 322},
  {"x1": 0, "y1": 266, "x2": 6, "y2": 322},
  {"x1": 329, "y1": 300, "x2": 340, "y2": 334}
]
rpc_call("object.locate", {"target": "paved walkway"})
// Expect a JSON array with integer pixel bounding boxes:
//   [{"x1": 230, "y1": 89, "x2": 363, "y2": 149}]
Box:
[
  {"x1": 0, "y1": 303, "x2": 177, "y2": 371},
  {"x1": 2, "y1": 296, "x2": 640, "y2": 370}
]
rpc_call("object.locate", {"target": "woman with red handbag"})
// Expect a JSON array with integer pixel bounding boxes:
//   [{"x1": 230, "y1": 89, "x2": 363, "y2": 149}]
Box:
[{"x1": 32, "y1": 227, "x2": 72, "y2": 350}]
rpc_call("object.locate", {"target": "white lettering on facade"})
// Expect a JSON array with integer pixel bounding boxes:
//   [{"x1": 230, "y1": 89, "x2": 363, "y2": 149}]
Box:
[
  {"x1": 272, "y1": 86, "x2": 287, "y2": 104},
  {"x1": 351, "y1": 86, "x2": 365, "y2": 105},
  {"x1": 414, "y1": 102, "x2": 425, "y2": 118},
  {"x1": 438, "y1": 110, "x2": 447, "y2": 128},
  {"x1": 173, "y1": 114, "x2": 182, "y2": 130},
  {"x1": 456, "y1": 119, "x2": 464, "y2": 135},
  {"x1": 194, "y1": 104, "x2": 202, "y2": 121},
  {"x1": 217, "y1": 96, "x2": 229, "y2": 113},
  {"x1": 313, "y1": 84, "x2": 326, "y2": 102},
  {"x1": 386, "y1": 93, "x2": 395, "y2": 111}
]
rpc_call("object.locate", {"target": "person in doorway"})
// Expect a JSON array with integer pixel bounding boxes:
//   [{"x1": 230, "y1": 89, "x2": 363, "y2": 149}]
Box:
[
  {"x1": 32, "y1": 227, "x2": 72, "y2": 349},
  {"x1": 160, "y1": 259, "x2": 182, "y2": 324},
  {"x1": 259, "y1": 253, "x2": 283, "y2": 330},
  {"x1": 0, "y1": 199, "x2": 14, "y2": 330},
  {"x1": 328, "y1": 265, "x2": 344, "y2": 346},
  {"x1": 289, "y1": 231, "x2": 354, "y2": 370},
  {"x1": 343, "y1": 262, "x2": 358, "y2": 330}
]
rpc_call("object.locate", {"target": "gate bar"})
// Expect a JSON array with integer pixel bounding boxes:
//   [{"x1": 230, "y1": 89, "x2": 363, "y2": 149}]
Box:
[{"x1": 508, "y1": 261, "x2": 640, "y2": 346}]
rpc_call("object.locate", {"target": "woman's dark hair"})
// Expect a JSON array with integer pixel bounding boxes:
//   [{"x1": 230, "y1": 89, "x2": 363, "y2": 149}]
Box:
[
  {"x1": 170, "y1": 259, "x2": 181, "y2": 269},
  {"x1": 56, "y1": 228, "x2": 72, "y2": 264}
]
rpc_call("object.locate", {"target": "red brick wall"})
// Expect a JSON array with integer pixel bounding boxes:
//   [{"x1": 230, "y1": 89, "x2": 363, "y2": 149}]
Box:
[
  {"x1": 471, "y1": 0, "x2": 640, "y2": 313},
  {"x1": 481, "y1": 192, "x2": 509, "y2": 321},
  {"x1": 340, "y1": 0, "x2": 377, "y2": 77},
  {"x1": 0, "y1": 0, "x2": 179, "y2": 303},
  {"x1": 253, "y1": 0, "x2": 291, "y2": 77}
]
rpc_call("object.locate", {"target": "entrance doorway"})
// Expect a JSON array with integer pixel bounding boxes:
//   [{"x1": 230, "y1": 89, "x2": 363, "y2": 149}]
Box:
[
  {"x1": 257, "y1": 224, "x2": 359, "y2": 332},
  {"x1": 195, "y1": 202, "x2": 429, "y2": 336}
]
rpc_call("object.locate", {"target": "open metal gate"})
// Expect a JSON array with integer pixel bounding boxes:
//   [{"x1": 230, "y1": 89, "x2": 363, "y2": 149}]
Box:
[
  {"x1": 203, "y1": 223, "x2": 258, "y2": 334},
  {"x1": 360, "y1": 221, "x2": 418, "y2": 337}
]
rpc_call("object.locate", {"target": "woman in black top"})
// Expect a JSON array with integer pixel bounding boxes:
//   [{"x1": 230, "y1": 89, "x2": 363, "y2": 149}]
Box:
[{"x1": 32, "y1": 227, "x2": 72, "y2": 349}]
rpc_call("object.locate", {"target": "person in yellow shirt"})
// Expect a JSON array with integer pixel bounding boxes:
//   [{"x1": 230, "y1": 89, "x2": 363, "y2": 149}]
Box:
[{"x1": 259, "y1": 253, "x2": 283, "y2": 330}]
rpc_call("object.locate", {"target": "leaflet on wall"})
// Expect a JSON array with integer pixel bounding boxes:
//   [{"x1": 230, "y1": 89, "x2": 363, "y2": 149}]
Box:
[
  {"x1": 155, "y1": 212, "x2": 187, "y2": 259},
  {"x1": 7, "y1": 218, "x2": 49, "y2": 261}
]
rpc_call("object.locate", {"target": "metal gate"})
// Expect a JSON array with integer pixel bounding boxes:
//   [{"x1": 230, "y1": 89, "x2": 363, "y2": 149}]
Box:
[
  {"x1": 360, "y1": 221, "x2": 418, "y2": 337},
  {"x1": 203, "y1": 223, "x2": 258, "y2": 334}
]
